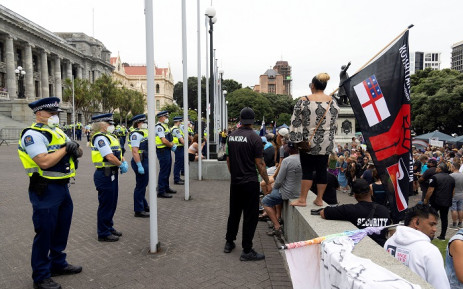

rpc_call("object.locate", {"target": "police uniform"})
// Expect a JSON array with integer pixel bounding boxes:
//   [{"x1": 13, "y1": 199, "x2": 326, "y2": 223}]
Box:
[
  {"x1": 155, "y1": 110, "x2": 176, "y2": 197},
  {"x1": 75, "y1": 122, "x2": 82, "y2": 141},
  {"x1": 171, "y1": 116, "x2": 185, "y2": 184},
  {"x1": 129, "y1": 114, "x2": 151, "y2": 216},
  {"x1": 91, "y1": 113, "x2": 127, "y2": 242},
  {"x1": 18, "y1": 97, "x2": 82, "y2": 289}
]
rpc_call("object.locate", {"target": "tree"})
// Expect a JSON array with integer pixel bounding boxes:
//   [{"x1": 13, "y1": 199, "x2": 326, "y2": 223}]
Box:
[
  {"x1": 262, "y1": 93, "x2": 295, "y2": 121},
  {"x1": 222, "y1": 79, "x2": 242, "y2": 94},
  {"x1": 411, "y1": 69, "x2": 463, "y2": 135},
  {"x1": 277, "y1": 113, "x2": 291, "y2": 126},
  {"x1": 93, "y1": 74, "x2": 119, "y2": 113},
  {"x1": 62, "y1": 78, "x2": 98, "y2": 123},
  {"x1": 226, "y1": 88, "x2": 272, "y2": 124}
]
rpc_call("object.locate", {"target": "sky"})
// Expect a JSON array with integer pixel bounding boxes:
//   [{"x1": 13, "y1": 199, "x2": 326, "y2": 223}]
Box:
[{"x1": 1, "y1": 0, "x2": 462, "y2": 98}]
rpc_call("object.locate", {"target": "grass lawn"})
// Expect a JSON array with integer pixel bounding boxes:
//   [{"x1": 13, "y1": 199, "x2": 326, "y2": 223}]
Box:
[{"x1": 432, "y1": 238, "x2": 449, "y2": 261}]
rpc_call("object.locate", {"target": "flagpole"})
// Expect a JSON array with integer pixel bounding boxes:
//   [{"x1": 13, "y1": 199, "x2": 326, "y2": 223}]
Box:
[{"x1": 330, "y1": 24, "x2": 414, "y2": 96}]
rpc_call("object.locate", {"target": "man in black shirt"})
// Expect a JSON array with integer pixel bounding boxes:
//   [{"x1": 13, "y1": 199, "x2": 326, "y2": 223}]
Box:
[
  {"x1": 424, "y1": 162, "x2": 455, "y2": 240},
  {"x1": 321, "y1": 179, "x2": 391, "y2": 246},
  {"x1": 224, "y1": 107, "x2": 271, "y2": 261},
  {"x1": 419, "y1": 158, "x2": 437, "y2": 201}
]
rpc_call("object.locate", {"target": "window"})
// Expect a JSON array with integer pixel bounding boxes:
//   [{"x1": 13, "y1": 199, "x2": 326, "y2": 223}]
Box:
[
  {"x1": 268, "y1": 84, "x2": 276, "y2": 93},
  {"x1": 156, "y1": 84, "x2": 160, "y2": 94},
  {"x1": 0, "y1": 42, "x2": 3, "y2": 62},
  {"x1": 156, "y1": 100, "x2": 160, "y2": 110},
  {"x1": 33, "y1": 55, "x2": 38, "y2": 72}
]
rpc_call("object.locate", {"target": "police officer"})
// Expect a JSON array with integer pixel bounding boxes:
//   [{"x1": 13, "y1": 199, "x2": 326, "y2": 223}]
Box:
[
  {"x1": 155, "y1": 111, "x2": 177, "y2": 198},
  {"x1": 129, "y1": 114, "x2": 151, "y2": 216},
  {"x1": 18, "y1": 97, "x2": 82, "y2": 289},
  {"x1": 171, "y1": 116, "x2": 185, "y2": 185},
  {"x1": 90, "y1": 113, "x2": 128, "y2": 242},
  {"x1": 75, "y1": 121, "x2": 82, "y2": 141}
]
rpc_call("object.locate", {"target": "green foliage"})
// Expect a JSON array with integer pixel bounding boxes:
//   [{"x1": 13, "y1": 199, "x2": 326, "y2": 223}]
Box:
[
  {"x1": 222, "y1": 79, "x2": 242, "y2": 94},
  {"x1": 411, "y1": 69, "x2": 463, "y2": 135},
  {"x1": 63, "y1": 78, "x2": 98, "y2": 123},
  {"x1": 277, "y1": 113, "x2": 291, "y2": 126},
  {"x1": 226, "y1": 88, "x2": 272, "y2": 123}
]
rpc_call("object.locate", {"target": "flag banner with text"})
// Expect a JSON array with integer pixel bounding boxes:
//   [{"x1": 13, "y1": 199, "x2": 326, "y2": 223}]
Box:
[{"x1": 342, "y1": 31, "x2": 412, "y2": 222}]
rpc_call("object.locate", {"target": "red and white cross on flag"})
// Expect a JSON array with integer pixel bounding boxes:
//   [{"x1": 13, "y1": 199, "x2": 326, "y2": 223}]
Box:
[{"x1": 353, "y1": 75, "x2": 391, "y2": 127}]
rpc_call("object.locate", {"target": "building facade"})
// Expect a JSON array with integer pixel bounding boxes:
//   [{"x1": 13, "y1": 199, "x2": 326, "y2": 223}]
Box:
[
  {"x1": 451, "y1": 41, "x2": 463, "y2": 72},
  {"x1": 410, "y1": 51, "x2": 441, "y2": 74},
  {"x1": 0, "y1": 4, "x2": 113, "y2": 124},
  {"x1": 253, "y1": 61, "x2": 292, "y2": 96},
  {"x1": 110, "y1": 54, "x2": 174, "y2": 112}
]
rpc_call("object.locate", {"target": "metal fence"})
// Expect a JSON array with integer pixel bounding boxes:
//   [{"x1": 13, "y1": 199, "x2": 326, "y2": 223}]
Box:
[{"x1": 0, "y1": 128, "x2": 22, "y2": 146}]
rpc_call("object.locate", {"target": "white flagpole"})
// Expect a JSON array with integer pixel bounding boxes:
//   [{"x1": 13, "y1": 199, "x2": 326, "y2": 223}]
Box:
[
  {"x1": 72, "y1": 76, "x2": 75, "y2": 140},
  {"x1": 205, "y1": 15, "x2": 210, "y2": 160},
  {"x1": 144, "y1": 0, "x2": 159, "y2": 253},
  {"x1": 197, "y1": 0, "x2": 202, "y2": 180},
  {"x1": 181, "y1": 0, "x2": 190, "y2": 200}
]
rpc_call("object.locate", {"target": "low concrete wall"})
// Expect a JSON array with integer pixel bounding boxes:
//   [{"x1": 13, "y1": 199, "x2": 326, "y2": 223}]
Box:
[
  {"x1": 189, "y1": 159, "x2": 230, "y2": 180},
  {"x1": 282, "y1": 193, "x2": 434, "y2": 288}
]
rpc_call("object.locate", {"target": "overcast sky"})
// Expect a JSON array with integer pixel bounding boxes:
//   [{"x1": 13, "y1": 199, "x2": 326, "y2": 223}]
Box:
[{"x1": 2, "y1": 0, "x2": 462, "y2": 97}]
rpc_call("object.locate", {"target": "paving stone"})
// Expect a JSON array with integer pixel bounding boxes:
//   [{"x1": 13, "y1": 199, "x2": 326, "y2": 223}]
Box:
[{"x1": 0, "y1": 143, "x2": 292, "y2": 288}]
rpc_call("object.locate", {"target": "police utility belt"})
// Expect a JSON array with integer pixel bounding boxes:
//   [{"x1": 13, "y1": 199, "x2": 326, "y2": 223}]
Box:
[
  {"x1": 29, "y1": 173, "x2": 69, "y2": 196},
  {"x1": 97, "y1": 166, "x2": 118, "y2": 176}
]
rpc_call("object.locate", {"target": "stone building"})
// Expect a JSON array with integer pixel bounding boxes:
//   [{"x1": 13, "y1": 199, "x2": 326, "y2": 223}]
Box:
[
  {"x1": 451, "y1": 40, "x2": 463, "y2": 73},
  {"x1": 253, "y1": 61, "x2": 292, "y2": 96},
  {"x1": 0, "y1": 4, "x2": 113, "y2": 124},
  {"x1": 110, "y1": 54, "x2": 174, "y2": 112}
]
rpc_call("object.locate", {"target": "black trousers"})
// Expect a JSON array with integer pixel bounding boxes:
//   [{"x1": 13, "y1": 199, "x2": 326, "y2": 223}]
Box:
[
  {"x1": 225, "y1": 182, "x2": 260, "y2": 251},
  {"x1": 431, "y1": 203, "x2": 450, "y2": 238}
]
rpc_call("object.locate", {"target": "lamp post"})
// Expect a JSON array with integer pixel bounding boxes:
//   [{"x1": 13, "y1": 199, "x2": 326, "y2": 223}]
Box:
[
  {"x1": 218, "y1": 69, "x2": 224, "y2": 135},
  {"x1": 225, "y1": 100, "x2": 229, "y2": 131},
  {"x1": 205, "y1": 6, "x2": 217, "y2": 157},
  {"x1": 222, "y1": 90, "x2": 227, "y2": 131},
  {"x1": 15, "y1": 66, "x2": 26, "y2": 98}
]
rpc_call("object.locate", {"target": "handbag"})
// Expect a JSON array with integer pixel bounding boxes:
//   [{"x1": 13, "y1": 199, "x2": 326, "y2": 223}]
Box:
[{"x1": 297, "y1": 97, "x2": 333, "y2": 151}]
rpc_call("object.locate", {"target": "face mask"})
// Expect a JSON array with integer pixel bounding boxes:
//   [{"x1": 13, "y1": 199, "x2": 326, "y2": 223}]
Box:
[
  {"x1": 164, "y1": 118, "x2": 169, "y2": 124},
  {"x1": 47, "y1": 115, "x2": 60, "y2": 128},
  {"x1": 140, "y1": 123, "x2": 148, "y2": 129},
  {"x1": 107, "y1": 125, "x2": 115, "y2": 134}
]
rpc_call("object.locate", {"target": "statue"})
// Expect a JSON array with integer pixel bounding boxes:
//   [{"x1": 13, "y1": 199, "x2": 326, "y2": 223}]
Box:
[{"x1": 338, "y1": 61, "x2": 351, "y2": 106}]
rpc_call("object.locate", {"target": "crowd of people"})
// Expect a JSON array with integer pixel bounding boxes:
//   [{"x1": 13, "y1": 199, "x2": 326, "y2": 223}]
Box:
[{"x1": 18, "y1": 71, "x2": 463, "y2": 288}]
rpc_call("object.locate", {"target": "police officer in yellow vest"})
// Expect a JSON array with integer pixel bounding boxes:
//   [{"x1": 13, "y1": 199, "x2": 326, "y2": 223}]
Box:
[
  {"x1": 171, "y1": 116, "x2": 185, "y2": 185},
  {"x1": 156, "y1": 111, "x2": 177, "y2": 198},
  {"x1": 91, "y1": 113, "x2": 128, "y2": 242},
  {"x1": 75, "y1": 121, "x2": 82, "y2": 141},
  {"x1": 18, "y1": 97, "x2": 83, "y2": 289},
  {"x1": 129, "y1": 114, "x2": 151, "y2": 216}
]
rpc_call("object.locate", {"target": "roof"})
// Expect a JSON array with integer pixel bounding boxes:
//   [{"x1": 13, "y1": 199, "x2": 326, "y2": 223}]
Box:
[
  {"x1": 123, "y1": 66, "x2": 169, "y2": 76},
  {"x1": 110, "y1": 57, "x2": 117, "y2": 65},
  {"x1": 263, "y1": 69, "x2": 278, "y2": 77}
]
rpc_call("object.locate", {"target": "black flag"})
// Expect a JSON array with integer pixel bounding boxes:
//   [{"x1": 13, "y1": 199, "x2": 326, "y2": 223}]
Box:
[{"x1": 342, "y1": 31, "x2": 412, "y2": 222}]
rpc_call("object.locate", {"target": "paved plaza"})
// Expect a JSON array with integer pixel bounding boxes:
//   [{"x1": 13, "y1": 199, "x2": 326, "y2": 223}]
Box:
[{"x1": 0, "y1": 142, "x2": 292, "y2": 289}]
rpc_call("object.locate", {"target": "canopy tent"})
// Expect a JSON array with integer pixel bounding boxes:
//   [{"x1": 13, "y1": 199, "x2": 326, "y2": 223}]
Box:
[
  {"x1": 277, "y1": 123, "x2": 289, "y2": 129},
  {"x1": 413, "y1": 130, "x2": 454, "y2": 142},
  {"x1": 447, "y1": 135, "x2": 463, "y2": 147}
]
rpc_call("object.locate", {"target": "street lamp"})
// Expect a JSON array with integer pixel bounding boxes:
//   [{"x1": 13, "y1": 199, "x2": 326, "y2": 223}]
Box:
[
  {"x1": 205, "y1": 6, "x2": 217, "y2": 157},
  {"x1": 225, "y1": 100, "x2": 229, "y2": 131},
  {"x1": 219, "y1": 69, "x2": 224, "y2": 134},
  {"x1": 222, "y1": 89, "x2": 227, "y2": 131},
  {"x1": 15, "y1": 66, "x2": 26, "y2": 98}
]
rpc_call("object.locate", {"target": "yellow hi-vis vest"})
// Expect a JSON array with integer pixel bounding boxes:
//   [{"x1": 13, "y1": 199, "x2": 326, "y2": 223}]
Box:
[
  {"x1": 171, "y1": 125, "x2": 184, "y2": 147},
  {"x1": 128, "y1": 128, "x2": 148, "y2": 152},
  {"x1": 18, "y1": 123, "x2": 76, "y2": 179},
  {"x1": 155, "y1": 123, "x2": 172, "y2": 148},
  {"x1": 91, "y1": 132, "x2": 122, "y2": 168}
]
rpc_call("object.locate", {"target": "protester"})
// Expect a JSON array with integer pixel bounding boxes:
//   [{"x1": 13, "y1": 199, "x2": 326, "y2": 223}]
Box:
[
  {"x1": 419, "y1": 158, "x2": 437, "y2": 201},
  {"x1": 321, "y1": 179, "x2": 391, "y2": 246},
  {"x1": 361, "y1": 162, "x2": 375, "y2": 185},
  {"x1": 311, "y1": 171, "x2": 339, "y2": 205},
  {"x1": 336, "y1": 155, "x2": 349, "y2": 193},
  {"x1": 262, "y1": 142, "x2": 301, "y2": 238},
  {"x1": 327, "y1": 152, "x2": 338, "y2": 176},
  {"x1": 446, "y1": 227, "x2": 463, "y2": 288},
  {"x1": 224, "y1": 107, "x2": 271, "y2": 261},
  {"x1": 450, "y1": 163, "x2": 463, "y2": 229},
  {"x1": 424, "y1": 162, "x2": 456, "y2": 240},
  {"x1": 288, "y1": 73, "x2": 339, "y2": 207},
  {"x1": 384, "y1": 204, "x2": 450, "y2": 289},
  {"x1": 370, "y1": 168, "x2": 388, "y2": 207},
  {"x1": 188, "y1": 134, "x2": 205, "y2": 162}
]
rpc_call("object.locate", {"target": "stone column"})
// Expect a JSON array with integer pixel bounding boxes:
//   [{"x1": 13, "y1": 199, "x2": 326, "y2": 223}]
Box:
[
  {"x1": 54, "y1": 56, "x2": 62, "y2": 100},
  {"x1": 41, "y1": 50, "x2": 49, "y2": 98},
  {"x1": 5, "y1": 36, "x2": 17, "y2": 99},
  {"x1": 77, "y1": 65, "x2": 83, "y2": 79},
  {"x1": 66, "y1": 60, "x2": 73, "y2": 80},
  {"x1": 24, "y1": 43, "x2": 34, "y2": 100}
]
